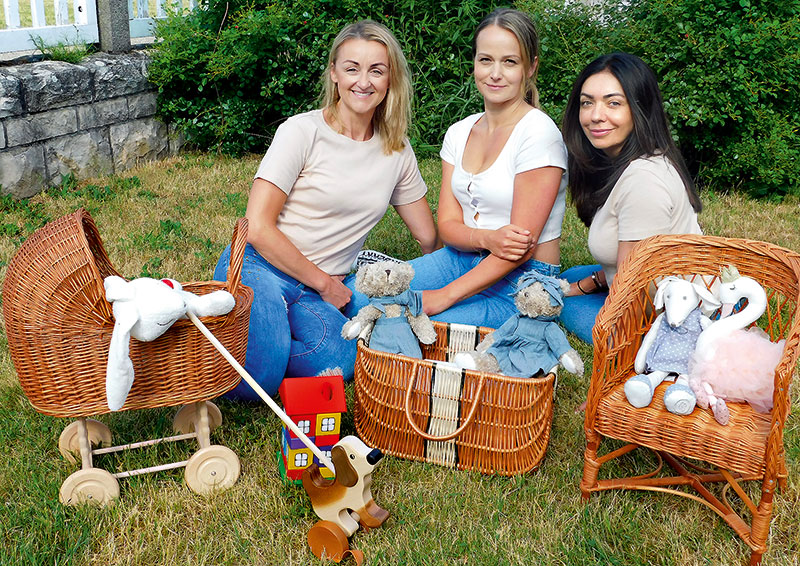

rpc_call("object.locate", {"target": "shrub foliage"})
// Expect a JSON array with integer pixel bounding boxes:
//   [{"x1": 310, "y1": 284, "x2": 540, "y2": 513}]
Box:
[{"x1": 149, "y1": 0, "x2": 800, "y2": 198}]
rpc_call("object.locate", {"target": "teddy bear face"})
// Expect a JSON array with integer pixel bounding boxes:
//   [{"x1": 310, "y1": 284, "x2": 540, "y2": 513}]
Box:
[
  {"x1": 514, "y1": 281, "x2": 566, "y2": 319},
  {"x1": 355, "y1": 260, "x2": 414, "y2": 297}
]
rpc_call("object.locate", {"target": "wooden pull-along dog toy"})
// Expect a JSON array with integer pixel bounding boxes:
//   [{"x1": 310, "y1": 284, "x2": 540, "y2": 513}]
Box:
[{"x1": 187, "y1": 312, "x2": 389, "y2": 563}]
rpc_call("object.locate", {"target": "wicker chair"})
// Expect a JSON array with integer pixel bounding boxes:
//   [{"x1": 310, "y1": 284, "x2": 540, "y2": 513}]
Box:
[{"x1": 581, "y1": 234, "x2": 800, "y2": 566}]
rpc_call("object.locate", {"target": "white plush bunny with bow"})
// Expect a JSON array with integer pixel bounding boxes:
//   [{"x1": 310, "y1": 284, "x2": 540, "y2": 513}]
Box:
[{"x1": 104, "y1": 276, "x2": 235, "y2": 411}]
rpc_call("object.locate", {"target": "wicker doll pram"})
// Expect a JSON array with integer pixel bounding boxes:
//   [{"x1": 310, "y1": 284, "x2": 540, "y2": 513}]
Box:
[
  {"x1": 353, "y1": 321, "x2": 556, "y2": 476},
  {"x1": 2, "y1": 209, "x2": 253, "y2": 505}
]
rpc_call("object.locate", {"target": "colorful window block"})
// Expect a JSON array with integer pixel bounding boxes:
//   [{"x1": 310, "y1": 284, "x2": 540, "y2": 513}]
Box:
[
  {"x1": 295, "y1": 419, "x2": 311, "y2": 435},
  {"x1": 315, "y1": 413, "x2": 341, "y2": 436}
]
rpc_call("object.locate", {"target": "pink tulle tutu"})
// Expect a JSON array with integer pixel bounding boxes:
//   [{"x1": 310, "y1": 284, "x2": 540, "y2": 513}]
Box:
[{"x1": 689, "y1": 328, "x2": 784, "y2": 413}]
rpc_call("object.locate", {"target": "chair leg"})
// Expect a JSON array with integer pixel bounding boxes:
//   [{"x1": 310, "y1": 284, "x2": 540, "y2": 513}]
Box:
[
  {"x1": 746, "y1": 484, "x2": 774, "y2": 565},
  {"x1": 581, "y1": 436, "x2": 601, "y2": 501}
]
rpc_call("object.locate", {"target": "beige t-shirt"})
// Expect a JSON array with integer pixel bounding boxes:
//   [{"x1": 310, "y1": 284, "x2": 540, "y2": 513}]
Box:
[
  {"x1": 254, "y1": 110, "x2": 427, "y2": 275},
  {"x1": 587, "y1": 155, "x2": 702, "y2": 283}
]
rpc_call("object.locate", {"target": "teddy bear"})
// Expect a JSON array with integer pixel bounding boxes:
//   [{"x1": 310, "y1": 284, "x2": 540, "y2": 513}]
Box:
[
  {"x1": 453, "y1": 272, "x2": 584, "y2": 378},
  {"x1": 104, "y1": 275, "x2": 235, "y2": 411},
  {"x1": 342, "y1": 260, "x2": 436, "y2": 359}
]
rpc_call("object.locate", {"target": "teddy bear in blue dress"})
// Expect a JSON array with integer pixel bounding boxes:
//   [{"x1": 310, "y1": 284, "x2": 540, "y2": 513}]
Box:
[{"x1": 454, "y1": 272, "x2": 584, "y2": 378}]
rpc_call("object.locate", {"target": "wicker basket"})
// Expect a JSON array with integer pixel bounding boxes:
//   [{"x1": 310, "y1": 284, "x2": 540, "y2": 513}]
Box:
[
  {"x1": 353, "y1": 320, "x2": 555, "y2": 476},
  {"x1": 2, "y1": 209, "x2": 254, "y2": 418}
]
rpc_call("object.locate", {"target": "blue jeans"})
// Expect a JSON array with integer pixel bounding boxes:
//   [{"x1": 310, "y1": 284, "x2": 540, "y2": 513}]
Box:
[
  {"x1": 558, "y1": 264, "x2": 609, "y2": 345},
  {"x1": 344, "y1": 246, "x2": 560, "y2": 330},
  {"x1": 214, "y1": 244, "x2": 357, "y2": 400}
]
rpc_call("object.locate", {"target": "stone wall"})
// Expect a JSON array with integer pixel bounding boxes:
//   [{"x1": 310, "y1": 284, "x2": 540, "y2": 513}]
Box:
[{"x1": 0, "y1": 51, "x2": 180, "y2": 198}]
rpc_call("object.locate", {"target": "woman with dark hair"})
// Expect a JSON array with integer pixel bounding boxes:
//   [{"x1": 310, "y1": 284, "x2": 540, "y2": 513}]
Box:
[
  {"x1": 348, "y1": 8, "x2": 568, "y2": 329},
  {"x1": 558, "y1": 52, "x2": 703, "y2": 344}
]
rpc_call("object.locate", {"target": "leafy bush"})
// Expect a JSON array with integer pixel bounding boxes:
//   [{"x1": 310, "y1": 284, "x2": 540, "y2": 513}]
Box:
[
  {"x1": 521, "y1": 0, "x2": 800, "y2": 199},
  {"x1": 150, "y1": 0, "x2": 800, "y2": 199},
  {"x1": 149, "y1": 0, "x2": 494, "y2": 155}
]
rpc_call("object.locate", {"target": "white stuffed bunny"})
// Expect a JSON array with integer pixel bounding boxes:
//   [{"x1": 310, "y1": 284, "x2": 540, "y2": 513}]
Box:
[{"x1": 104, "y1": 276, "x2": 235, "y2": 411}]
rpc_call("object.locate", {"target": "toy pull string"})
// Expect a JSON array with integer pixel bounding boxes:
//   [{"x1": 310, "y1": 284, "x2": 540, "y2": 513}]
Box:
[{"x1": 187, "y1": 311, "x2": 336, "y2": 473}]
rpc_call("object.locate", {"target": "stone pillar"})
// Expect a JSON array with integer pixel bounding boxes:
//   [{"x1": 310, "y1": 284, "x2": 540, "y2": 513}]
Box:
[{"x1": 96, "y1": 0, "x2": 132, "y2": 53}]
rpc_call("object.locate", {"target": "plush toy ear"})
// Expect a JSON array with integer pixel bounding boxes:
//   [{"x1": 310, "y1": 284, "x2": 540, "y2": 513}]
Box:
[
  {"x1": 691, "y1": 283, "x2": 722, "y2": 309},
  {"x1": 653, "y1": 277, "x2": 680, "y2": 310},
  {"x1": 332, "y1": 445, "x2": 359, "y2": 488},
  {"x1": 106, "y1": 301, "x2": 139, "y2": 411},
  {"x1": 104, "y1": 275, "x2": 134, "y2": 302}
]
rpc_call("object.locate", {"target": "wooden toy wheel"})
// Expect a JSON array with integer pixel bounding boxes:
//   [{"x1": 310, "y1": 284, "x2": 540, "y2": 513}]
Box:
[
  {"x1": 184, "y1": 445, "x2": 240, "y2": 495},
  {"x1": 59, "y1": 468, "x2": 119, "y2": 506},
  {"x1": 172, "y1": 402, "x2": 223, "y2": 434},
  {"x1": 58, "y1": 419, "x2": 112, "y2": 464}
]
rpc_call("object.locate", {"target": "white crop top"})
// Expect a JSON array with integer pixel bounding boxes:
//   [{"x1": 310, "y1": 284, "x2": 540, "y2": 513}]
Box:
[{"x1": 440, "y1": 109, "x2": 568, "y2": 243}]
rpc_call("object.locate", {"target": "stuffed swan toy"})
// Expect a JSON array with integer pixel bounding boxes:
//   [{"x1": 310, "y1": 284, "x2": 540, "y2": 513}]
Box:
[{"x1": 104, "y1": 276, "x2": 235, "y2": 411}]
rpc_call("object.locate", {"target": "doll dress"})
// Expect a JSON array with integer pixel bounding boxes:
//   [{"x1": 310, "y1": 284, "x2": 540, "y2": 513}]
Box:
[
  {"x1": 367, "y1": 289, "x2": 425, "y2": 359},
  {"x1": 645, "y1": 307, "x2": 704, "y2": 375},
  {"x1": 486, "y1": 314, "x2": 571, "y2": 378}
]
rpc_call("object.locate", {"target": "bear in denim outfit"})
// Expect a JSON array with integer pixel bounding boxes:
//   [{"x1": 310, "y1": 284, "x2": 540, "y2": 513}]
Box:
[
  {"x1": 454, "y1": 272, "x2": 584, "y2": 379},
  {"x1": 342, "y1": 261, "x2": 436, "y2": 359}
]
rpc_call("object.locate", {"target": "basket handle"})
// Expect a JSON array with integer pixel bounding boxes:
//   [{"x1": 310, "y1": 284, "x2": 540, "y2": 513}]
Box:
[
  {"x1": 403, "y1": 361, "x2": 486, "y2": 441},
  {"x1": 225, "y1": 218, "x2": 248, "y2": 296}
]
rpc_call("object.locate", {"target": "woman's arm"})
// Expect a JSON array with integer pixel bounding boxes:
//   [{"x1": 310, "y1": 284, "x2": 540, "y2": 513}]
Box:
[
  {"x1": 423, "y1": 165, "x2": 563, "y2": 315},
  {"x1": 245, "y1": 178, "x2": 351, "y2": 309},
  {"x1": 564, "y1": 241, "x2": 637, "y2": 297},
  {"x1": 394, "y1": 197, "x2": 441, "y2": 254}
]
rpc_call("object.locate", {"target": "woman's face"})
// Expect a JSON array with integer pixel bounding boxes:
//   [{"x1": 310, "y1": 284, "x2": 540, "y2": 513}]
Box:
[
  {"x1": 578, "y1": 70, "x2": 634, "y2": 157},
  {"x1": 330, "y1": 39, "x2": 390, "y2": 121},
  {"x1": 473, "y1": 25, "x2": 534, "y2": 107}
]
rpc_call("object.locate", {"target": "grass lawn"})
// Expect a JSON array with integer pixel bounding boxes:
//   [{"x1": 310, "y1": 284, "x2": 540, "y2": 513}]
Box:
[{"x1": 1, "y1": 153, "x2": 799, "y2": 565}]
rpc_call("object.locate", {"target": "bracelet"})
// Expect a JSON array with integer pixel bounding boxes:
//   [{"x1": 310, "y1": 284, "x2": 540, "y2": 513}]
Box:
[
  {"x1": 576, "y1": 279, "x2": 590, "y2": 295},
  {"x1": 591, "y1": 271, "x2": 608, "y2": 291}
]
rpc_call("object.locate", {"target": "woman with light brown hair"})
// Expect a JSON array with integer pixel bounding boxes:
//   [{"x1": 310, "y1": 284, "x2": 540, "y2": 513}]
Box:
[
  {"x1": 213, "y1": 20, "x2": 437, "y2": 399},
  {"x1": 349, "y1": 8, "x2": 568, "y2": 330}
]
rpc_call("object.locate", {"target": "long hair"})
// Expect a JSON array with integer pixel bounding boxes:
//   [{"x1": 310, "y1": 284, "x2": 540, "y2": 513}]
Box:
[
  {"x1": 472, "y1": 8, "x2": 540, "y2": 108},
  {"x1": 321, "y1": 20, "x2": 412, "y2": 154},
  {"x1": 561, "y1": 52, "x2": 701, "y2": 226}
]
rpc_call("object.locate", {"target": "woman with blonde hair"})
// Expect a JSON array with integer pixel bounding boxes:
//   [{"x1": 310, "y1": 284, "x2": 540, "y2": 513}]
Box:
[{"x1": 214, "y1": 20, "x2": 437, "y2": 399}]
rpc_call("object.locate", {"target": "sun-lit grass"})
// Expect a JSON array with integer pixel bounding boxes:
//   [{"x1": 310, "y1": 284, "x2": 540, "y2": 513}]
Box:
[{"x1": 0, "y1": 154, "x2": 798, "y2": 565}]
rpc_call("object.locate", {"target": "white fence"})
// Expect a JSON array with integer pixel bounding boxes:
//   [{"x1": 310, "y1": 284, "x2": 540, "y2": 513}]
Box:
[
  {"x1": 129, "y1": 0, "x2": 197, "y2": 40},
  {"x1": 0, "y1": 0, "x2": 197, "y2": 54},
  {"x1": 1, "y1": 0, "x2": 98, "y2": 52}
]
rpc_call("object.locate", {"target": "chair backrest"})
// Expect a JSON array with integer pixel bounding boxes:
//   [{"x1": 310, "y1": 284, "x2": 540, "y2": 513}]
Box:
[{"x1": 592, "y1": 234, "x2": 800, "y2": 424}]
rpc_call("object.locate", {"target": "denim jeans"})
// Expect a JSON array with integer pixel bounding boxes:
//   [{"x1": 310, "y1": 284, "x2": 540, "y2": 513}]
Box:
[
  {"x1": 214, "y1": 244, "x2": 357, "y2": 400},
  {"x1": 344, "y1": 246, "x2": 560, "y2": 330},
  {"x1": 558, "y1": 264, "x2": 609, "y2": 345}
]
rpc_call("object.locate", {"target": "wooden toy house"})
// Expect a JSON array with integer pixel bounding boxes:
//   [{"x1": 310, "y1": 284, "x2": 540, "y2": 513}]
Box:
[{"x1": 277, "y1": 375, "x2": 346, "y2": 482}]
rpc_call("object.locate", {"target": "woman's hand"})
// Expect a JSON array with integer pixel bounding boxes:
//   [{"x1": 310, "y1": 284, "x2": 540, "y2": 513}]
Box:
[
  {"x1": 483, "y1": 224, "x2": 532, "y2": 261},
  {"x1": 319, "y1": 275, "x2": 352, "y2": 309},
  {"x1": 422, "y1": 288, "x2": 454, "y2": 317}
]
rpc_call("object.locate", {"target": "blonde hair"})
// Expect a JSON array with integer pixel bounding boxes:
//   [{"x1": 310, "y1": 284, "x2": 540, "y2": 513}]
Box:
[
  {"x1": 321, "y1": 20, "x2": 412, "y2": 155},
  {"x1": 473, "y1": 8, "x2": 540, "y2": 108}
]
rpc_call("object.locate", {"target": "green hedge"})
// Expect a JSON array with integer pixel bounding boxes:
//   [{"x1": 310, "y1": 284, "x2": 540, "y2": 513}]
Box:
[{"x1": 149, "y1": 0, "x2": 800, "y2": 199}]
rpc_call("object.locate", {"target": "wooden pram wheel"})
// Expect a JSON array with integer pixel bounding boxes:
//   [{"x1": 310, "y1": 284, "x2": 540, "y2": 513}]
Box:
[
  {"x1": 184, "y1": 445, "x2": 240, "y2": 495},
  {"x1": 172, "y1": 402, "x2": 223, "y2": 434},
  {"x1": 58, "y1": 419, "x2": 112, "y2": 464},
  {"x1": 307, "y1": 521, "x2": 364, "y2": 564},
  {"x1": 59, "y1": 468, "x2": 119, "y2": 506}
]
